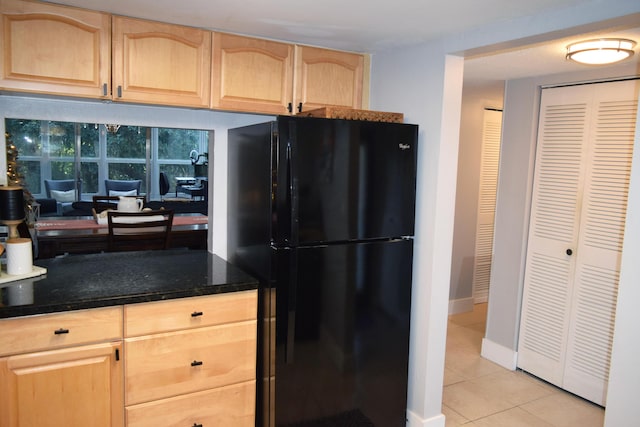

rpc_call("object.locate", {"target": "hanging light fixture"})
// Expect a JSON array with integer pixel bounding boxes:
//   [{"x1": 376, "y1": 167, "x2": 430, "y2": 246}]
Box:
[
  {"x1": 104, "y1": 124, "x2": 121, "y2": 133},
  {"x1": 566, "y1": 38, "x2": 636, "y2": 65}
]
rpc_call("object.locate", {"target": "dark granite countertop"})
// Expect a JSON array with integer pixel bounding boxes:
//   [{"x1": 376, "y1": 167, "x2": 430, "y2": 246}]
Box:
[{"x1": 0, "y1": 249, "x2": 258, "y2": 319}]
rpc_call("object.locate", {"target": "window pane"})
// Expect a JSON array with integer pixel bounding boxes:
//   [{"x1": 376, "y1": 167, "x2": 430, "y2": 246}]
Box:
[
  {"x1": 80, "y1": 162, "x2": 99, "y2": 194},
  {"x1": 158, "y1": 128, "x2": 203, "y2": 160},
  {"x1": 160, "y1": 164, "x2": 196, "y2": 194},
  {"x1": 107, "y1": 126, "x2": 146, "y2": 158},
  {"x1": 51, "y1": 161, "x2": 74, "y2": 179},
  {"x1": 5, "y1": 119, "x2": 42, "y2": 156},
  {"x1": 17, "y1": 161, "x2": 41, "y2": 194},
  {"x1": 81, "y1": 123, "x2": 100, "y2": 158},
  {"x1": 108, "y1": 163, "x2": 146, "y2": 190},
  {"x1": 47, "y1": 121, "x2": 75, "y2": 157}
]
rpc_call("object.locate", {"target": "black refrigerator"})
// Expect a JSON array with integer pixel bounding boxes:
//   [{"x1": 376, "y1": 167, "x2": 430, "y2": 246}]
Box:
[{"x1": 227, "y1": 116, "x2": 418, "y2": 427}]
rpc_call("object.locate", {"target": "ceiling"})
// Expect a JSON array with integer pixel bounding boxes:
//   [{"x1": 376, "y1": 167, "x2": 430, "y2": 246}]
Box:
[{"x1": 45, "y1": 0, "x2": 640, "y2": 88}]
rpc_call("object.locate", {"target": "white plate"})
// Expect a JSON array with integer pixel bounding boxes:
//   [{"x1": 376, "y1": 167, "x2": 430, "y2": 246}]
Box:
[{"x1": 0, "y1": 265, "x2": 47, "y2": 285}]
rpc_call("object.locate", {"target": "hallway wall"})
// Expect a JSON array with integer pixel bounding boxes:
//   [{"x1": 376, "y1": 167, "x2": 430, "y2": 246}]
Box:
[{"x1": 449, "y1": 83, "x2": 504, "y2": 313}]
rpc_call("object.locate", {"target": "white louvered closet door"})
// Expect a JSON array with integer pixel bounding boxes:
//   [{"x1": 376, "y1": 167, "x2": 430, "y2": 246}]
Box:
[
  {"x1": 472, "y1": 109, "x2": 503, "y2": 303},
  {"x1": 517, "y1": 79, "x2": 638, "y2": 406}
]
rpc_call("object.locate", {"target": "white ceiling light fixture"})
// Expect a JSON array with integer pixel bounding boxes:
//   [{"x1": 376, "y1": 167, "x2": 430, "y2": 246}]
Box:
[{"x1": 566, "y1": 38, "x2": 636, "y2": 65}]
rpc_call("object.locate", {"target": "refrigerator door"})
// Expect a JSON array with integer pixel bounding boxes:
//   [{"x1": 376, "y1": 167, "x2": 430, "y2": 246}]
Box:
[
  {"x1": 274, "y1": 117, "x2": 418, "y2": 246},
  {"x1": 272, "y1": 238, "x2": 413, "y2": 426},
  {"x1": 227, "y1": 121, "x2": 276, "y2": 281}
]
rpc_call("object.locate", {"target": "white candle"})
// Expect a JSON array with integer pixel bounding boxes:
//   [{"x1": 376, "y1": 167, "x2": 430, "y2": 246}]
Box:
[{"x1": 6, "y1": 237, "x2": 33, "y2": 275}]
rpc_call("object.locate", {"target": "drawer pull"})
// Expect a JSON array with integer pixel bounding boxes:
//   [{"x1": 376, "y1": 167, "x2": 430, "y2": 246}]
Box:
[
  {"x1": 54, "y1": 328, "x2": 70, "y2": 335},
  {"x1": 193, "y1": 424, "x2": 203, "y2": 427},
  {"x1": 191, "y1": 311, "x2": 204, "y2": 317},
  {"x1": 191, "y1": 360, "x2": 203, "y2": 367}
]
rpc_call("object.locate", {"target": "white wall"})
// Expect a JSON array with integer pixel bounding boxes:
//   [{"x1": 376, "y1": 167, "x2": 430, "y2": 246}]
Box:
[
  {"x1": 604, "y1": 83, "x2": 640, "y2": 426},
  {"x1": 0, "y1": 94, "x2": 270, "y2": 258}
]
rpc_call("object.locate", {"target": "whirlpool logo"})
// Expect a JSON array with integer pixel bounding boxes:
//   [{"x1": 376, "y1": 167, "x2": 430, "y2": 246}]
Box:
[{"x1": 398, "y1": 143, "x2": 411, "y2": 150}]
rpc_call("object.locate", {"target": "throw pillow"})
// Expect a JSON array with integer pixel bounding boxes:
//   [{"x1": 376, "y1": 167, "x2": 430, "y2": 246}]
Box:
[
  {"x1": 50, "y1": 189, "x2": 76, "y2": 202},
  {"x1": 109, "y1": 189, "x2": 137, "y2": 197}
]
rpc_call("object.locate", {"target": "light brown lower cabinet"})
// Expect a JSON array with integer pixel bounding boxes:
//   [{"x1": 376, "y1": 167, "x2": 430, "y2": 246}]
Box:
[
  {"x1": 0, "y1": 290, "x2": 258, "y2": 427},
  {"x1": 124, "y1": 290, "x2": 258, "y2": 427},
  {"x1": 0, "y1": 342, "x2": 124, "y2": 427}
]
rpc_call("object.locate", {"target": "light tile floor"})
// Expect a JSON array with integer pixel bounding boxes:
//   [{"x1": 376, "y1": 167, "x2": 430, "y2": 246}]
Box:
[{"x1": 443, "y1": 303, "x2": 605, "y2": 427}]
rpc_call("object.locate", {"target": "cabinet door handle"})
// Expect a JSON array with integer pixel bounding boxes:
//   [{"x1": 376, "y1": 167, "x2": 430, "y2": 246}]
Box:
[
  {"x1": 191, "y1": 311, "x2": 203, "y2": 317},
  {"x1": 191, "y1": 360, "x2": 203, "y2": 367},
  {"x1": 287, "y1": 102, "x2": 293, "y2": 113},
  {"x1": 102, "y1": 83, "x2": 108, "y2": 96},
  {"x1": 117, "y1": 85, "x2": 122, "y2": 98},
  {"x1": 297, "y1": 102, "x2": 303, "y2": 113},
  {"x1": 192, "y1": 423, "x2": 203, "y2": 427},
  {"x1": 54, "y1": 328, "x2": 69, "y2": 335},
  {"x1": 566, "y1": 248, "x2": 573, "y2": 256}
]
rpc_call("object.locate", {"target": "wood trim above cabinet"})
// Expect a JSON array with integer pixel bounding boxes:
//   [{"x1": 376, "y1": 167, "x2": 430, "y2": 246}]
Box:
[
  {"x1": 212, "y1": 32, "x2": 294, "y2": 115},
  {"x1": 0, "y1": 0, "x2": 111, "y2": 99},
  {"x1": 112, "y1": 16, "x2": 212, "y2": 108}
]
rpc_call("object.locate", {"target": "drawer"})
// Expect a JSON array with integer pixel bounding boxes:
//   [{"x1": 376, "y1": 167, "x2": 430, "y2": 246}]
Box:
[
  {"x1": 126, "y1": 380, "x2": 255, "y2": 427},
  {"x1": 0, "y1": 306, "x2": 123, "y2": 357},
  {"x1": 124, "y1": 290, "x2": 257, "y2": 336},
  {"x1": 125, "y1": 320, "x2": 256, "y2": 405}
]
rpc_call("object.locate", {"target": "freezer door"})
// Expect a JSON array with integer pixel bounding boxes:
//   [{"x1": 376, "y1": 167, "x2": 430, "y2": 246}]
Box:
[
  {"x1": 271, "y1": 238, "x2": 413, "y2": 426},
  {"x1": 275, "y1": 117, "x2": 418, "y2": 246}
]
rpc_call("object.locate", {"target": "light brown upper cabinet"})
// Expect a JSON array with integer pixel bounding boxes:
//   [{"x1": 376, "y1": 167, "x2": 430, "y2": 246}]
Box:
[
  {"x1": 0, "y1": 0, "x2": 367, "y2": 114},
  {"x1": 294, "y1": 45, "x2": 364, "y2": 113},
  {"x1": 212, "y1": 32, "x2": 294, "y2": 115},
  {"x1": 112, "y1": 16, "x2": 211, "y2": 108},
  {"x1": 0, "y1": 0, "x2": 111, "y2": 99}
]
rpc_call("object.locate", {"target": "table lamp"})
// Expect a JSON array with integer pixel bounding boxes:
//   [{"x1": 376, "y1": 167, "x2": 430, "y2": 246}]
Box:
[{"x1": 0, "y1": 186, "x2": 25, "y2": 239}]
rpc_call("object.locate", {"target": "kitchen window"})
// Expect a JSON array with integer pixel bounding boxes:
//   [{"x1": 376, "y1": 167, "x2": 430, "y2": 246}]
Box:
[{"x1": 5, "y1": 118, "x2": 208, "y2": 200}]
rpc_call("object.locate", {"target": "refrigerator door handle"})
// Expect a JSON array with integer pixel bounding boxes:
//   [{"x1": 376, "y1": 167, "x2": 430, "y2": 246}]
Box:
[
  {"x1": 285, "y1": 249, "x2": 298, "y2": 363},
  {"x1": 287, "y1": 137, "x2": 299, "y2": 246}
]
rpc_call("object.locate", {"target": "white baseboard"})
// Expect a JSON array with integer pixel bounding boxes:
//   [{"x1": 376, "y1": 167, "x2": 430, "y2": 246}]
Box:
[
  {"x1": 406, "y1": 409, "x2": 446, "y2": 427},
  {"x1": 481, "y1": 338, "x2": 518, "y2": 370},
  {"x1": 448, "y1": 297, "x2": 474, "y2": 315}
]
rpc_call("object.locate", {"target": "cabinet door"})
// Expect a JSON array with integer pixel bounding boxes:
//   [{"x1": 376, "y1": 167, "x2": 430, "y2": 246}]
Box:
[
  {"x1": 0, "y1": 0, "x2": 111, "y2": 98},
  {"x1": 0, "y1": 342, "x2": 124, "y2": 427},
  {"x1": 212, "y1": 32, "x2": 293, "y2": 115},
  {"x1": 112, "y1": 16, "x2": 211, "y2": 108},
  {"x1": 293, "y1": 45, "x2": 364, "y2": 112}
]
